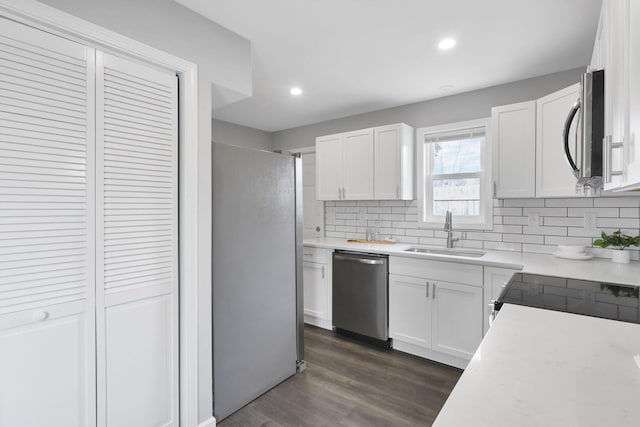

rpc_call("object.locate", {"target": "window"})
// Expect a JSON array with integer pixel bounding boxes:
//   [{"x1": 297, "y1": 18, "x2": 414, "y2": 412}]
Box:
[{"x1": 417, "y1": 119, "x2": 492, "y2": 229}]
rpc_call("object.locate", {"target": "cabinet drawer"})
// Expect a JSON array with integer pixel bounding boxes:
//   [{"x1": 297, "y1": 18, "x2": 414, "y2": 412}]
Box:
[
  {"x1": 303, "y1": 246, "x2": 328, "y2": 264},
  {"x1": 389, "y1": 256, "x2": 482, "y2": 287}
]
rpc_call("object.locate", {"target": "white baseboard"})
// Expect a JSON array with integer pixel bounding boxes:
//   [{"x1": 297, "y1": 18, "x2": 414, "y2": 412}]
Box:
[
  {"x1": 198, "y1": 416, "x2": 216, "y2": 427},
  {"x1": 392, "y1": 340, "x2": 469, "y2": 370},
  {"x1": 304, "y1": 315, "x2": 332, "y2": 330}
]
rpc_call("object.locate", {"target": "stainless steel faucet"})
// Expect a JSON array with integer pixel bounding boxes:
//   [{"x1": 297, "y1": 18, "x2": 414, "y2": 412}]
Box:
[{"x1": 444, "y1": 210, "x2": 458, "y2": 248}]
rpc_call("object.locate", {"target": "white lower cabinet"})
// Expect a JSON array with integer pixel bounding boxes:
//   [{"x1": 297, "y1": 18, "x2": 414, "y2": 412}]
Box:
[
  {"x1": 389, "y1": 257, "x2": 484, "y2": 368},
  {"x1": 303, "y1": 247, "x2": 332, "y2": 329},
  {"x1": 431, "y1": 281, "x2": 483, "y2": 359},
  {"x1": 389, "y1": 275, "x2": 430, "y2": 347},
  {"x1": 483, "y1": 267, "x2": 519, "y2": 333}
]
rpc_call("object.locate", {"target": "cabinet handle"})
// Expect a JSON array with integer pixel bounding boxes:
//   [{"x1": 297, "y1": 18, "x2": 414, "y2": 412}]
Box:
[
  {"x1": 426, "y1": 281, "x2": 429, "y2": 298},
  {"x1": 397, "y1": 184, "x2": 400, "y2": 199},
  {"x1": 493, "y1": 181, "x2": 497, "y2": 198},
  {"x1": 432, "y1": 283, "x2": 436, "y2": 299},
  {"x1": 604, "y1": 135, "x2": 624, "y2": 184},
  {"x1": 321, "y1": 265, "x2": 325, "y2": 279}
]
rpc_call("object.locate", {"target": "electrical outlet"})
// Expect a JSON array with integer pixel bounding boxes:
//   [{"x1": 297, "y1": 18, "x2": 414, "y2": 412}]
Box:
[
  {"x1": 358, "y1": 208, "x2": 366, "y2": 221},
  {"x1": 528, "y1": 213, "x2": 540, "y2": 227},
  {"x1": 584, "y1": 212, "x2": 597, "y2": 229}
]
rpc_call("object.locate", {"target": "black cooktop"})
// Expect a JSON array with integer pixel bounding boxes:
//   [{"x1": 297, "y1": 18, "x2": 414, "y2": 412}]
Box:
[{"x1": 495, "y1": 273, "x2": 640, "y2": 324}]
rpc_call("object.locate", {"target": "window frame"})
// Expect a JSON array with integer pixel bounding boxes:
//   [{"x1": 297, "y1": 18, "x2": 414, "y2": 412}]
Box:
[{"x1": 416, "y1": 118, "x2": 493, "y2": 230}]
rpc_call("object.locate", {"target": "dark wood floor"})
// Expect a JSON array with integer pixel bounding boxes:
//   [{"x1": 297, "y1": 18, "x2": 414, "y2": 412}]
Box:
[{"x1": 219, "y1": 325, "x2": 462, "y2": 427}]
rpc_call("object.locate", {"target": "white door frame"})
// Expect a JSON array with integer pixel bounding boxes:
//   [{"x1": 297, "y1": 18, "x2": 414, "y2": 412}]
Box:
[{"x1": 0, "y1": 1, "x2": 202, "y2": 426}]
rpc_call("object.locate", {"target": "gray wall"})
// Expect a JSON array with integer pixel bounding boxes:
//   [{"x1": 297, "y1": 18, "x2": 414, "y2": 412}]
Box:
[
  {"x1": 212, "y1": 119, "x2": 273, "y2": 151},
  {"x1": 272, "y1": 67, "x2": 585, "y2": 150},
  {"x1": 36, "y1": 1, "x2": 254, "y2": 424}
]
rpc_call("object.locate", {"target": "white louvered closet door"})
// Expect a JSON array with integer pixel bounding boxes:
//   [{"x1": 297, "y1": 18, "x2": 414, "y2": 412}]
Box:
[
  {"x1": 0, "y1": 18, "x2": 96, "y2": 427},
  {"x1": 95, "y1": 52, "x2": 178, "y2": 427}
]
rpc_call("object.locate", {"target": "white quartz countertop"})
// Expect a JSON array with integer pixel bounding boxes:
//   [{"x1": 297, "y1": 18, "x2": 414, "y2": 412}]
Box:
[
  {"x1": 432, "y1": 304, "x2": 640, "y2": 427},
  {"x1": 303, "y1": 237, "x2": 640, "y2": 286}
]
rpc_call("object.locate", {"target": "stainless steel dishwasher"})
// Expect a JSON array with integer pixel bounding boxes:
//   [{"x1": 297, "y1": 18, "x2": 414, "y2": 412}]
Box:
[{"x1": 332, "y1": 250, "x2": 389, "y2": 344}]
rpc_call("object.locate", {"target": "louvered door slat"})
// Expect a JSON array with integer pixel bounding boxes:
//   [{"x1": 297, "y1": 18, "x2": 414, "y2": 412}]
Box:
[
  {"x1": 0, "y1": 17, "x2": 96, "y2": 427},
  {"x1": 96, "y1": 51, "x2": 178, "y2": 427}
]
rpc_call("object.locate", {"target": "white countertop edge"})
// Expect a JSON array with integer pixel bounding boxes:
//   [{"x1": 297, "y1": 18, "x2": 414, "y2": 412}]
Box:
[
  {"x1": 303, "y1": 237, "x2": 640, "y2": 287},
  {"x1": 432, "y1": 304, "x2": 640, "y2": 427}
]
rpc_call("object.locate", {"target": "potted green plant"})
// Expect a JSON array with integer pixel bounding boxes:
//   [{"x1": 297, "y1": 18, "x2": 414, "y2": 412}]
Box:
[{"x1": 593, "y1": 230, "x2": 639, "y2": 264}]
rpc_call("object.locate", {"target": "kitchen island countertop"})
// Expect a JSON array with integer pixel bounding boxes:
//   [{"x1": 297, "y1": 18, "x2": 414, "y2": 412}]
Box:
[{"x1": 432, "y1": 304, "x2": 640, "y2": 427}]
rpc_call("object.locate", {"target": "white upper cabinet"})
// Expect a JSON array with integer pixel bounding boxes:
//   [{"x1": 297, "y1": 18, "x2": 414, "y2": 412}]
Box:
[
  {"x1": 597, "y1": 0, "x2": 640, "y2": 190},
  {"x1": 374, "y1": 123, "x2": 415, "y2": 200},
  {"x1": 316, "y1": 123, "x2": 414, "y2": 201},
  {"x1": 627, "y1": 0, "x2": 640, "y2": 187},
  {"x1": 491, "y1": 101, "x2": 537, "y2": 198},
  {"x1": 535, "y1": 83, "x2": 582, "y2": 198},
  {"x1": 316, "y1": 133, "x2": 344, "y2": 200},
  {"x1": 343, "y1": 128, "x2": 374, "y2": 200}
]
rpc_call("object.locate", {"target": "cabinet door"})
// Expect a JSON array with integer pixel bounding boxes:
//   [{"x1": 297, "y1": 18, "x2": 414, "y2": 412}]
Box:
[
  {"x1": 303, "y1": 261, "x2": 329, "y2": 320},
  {"x1": 316, "y1": 133, "x2": 344, "y2": 200},
  {"x1": 625, "y1": 0, "x2": 640, "y2": 187},
  {"x1": 431, "y1": 282, "x2": 483, "y2": 360},
  {"x1": 302, "y1": 153, "x2": 325, "y2": 238},
  {"x1": 536, "y1": 84, "x2": 582, "y2": 197},
  {"x1": 491, "y1": 101, "x2": 537, "y2": 198},
  {"x1": 374, "y1": 124, "x2": 402, "y2": 199},
  {"x1": 482, "y1": 268, "x2": 518, "y2": 333},
  {"x1": 343, "y1": 128, "x2": 374, "y2": 199},
  {"x1": 0, "y1": 18, "x2": 96, "y2": 427},
  {"x1": 96, "y1": 52, "x2": 179, "y2": 427},
  {"x1": 389, "y1": 274, "x2": 431, "y2": 348}
]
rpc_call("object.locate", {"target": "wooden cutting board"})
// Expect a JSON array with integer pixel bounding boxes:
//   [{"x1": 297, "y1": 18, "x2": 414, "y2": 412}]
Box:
[{"x1": 347, "y1": 239, "x2": 395, "y2": 244}]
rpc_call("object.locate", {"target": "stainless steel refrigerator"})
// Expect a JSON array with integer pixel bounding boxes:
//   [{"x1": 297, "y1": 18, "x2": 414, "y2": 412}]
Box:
[{"x1": 212, "y1": 142, "x2": 304, "y2": 421}]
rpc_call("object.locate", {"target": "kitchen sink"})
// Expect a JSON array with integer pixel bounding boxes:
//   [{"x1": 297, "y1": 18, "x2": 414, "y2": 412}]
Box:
[{"x1": 404, "y1": 247, "x2": 486, "y2": 258}]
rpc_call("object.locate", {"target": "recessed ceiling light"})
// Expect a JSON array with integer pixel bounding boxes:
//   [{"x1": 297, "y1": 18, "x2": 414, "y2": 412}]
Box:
[
  {"x1": 439, "y1": 85, "x2": 454, "y2": 91},
  {"x1": 438, "y1": 38, "x2": 456, "y2": 50},
  {"x1": 290, "y1": 87, "x2": 303, "y2": 96}
]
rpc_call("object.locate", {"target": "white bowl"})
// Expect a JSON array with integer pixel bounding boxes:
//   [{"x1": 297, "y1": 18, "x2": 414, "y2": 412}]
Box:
[{"x1": 557, "y1": 245, "x2": 587, "y2": 254}]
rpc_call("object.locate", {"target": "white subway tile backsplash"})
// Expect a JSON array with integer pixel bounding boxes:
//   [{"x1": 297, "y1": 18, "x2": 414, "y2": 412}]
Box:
[
  {"x1": 544, "y1": 236, "x2": 593, "y2": 246},
  {"x1": 483, "y1": 241, "x2": 522, "y2": 251},
  {"x1": 594, "y1": 197, "x2": 640, "y2": 207},
  {"x1": 503, "y1": 216, "x2": 529, "y2": 225},
  {"x1": 466, "y1": 232, "x2": 502, "y2": 242},
  {"x1": 543, "y1": 217, "x2": 583, "y2": 227},
  {"x1": 568, "y1": 207, "x2": 619, "y2": 218},
  {"x1": 522, "y1": 225, "x2": 568, "y2": 236},
  {"x1": 494, "y1": 207, "x2": 523, "y2": 216},
  {"x1": 620, "y1": 208, "x2": 640, "y2": 218},
  {"x1": 379, "y1": 200, "x2": 406, "y2": 207},
  {"x1": 523, "y1": 207, "x2": 568, "y2": 217},
  {"x1": 492, "y1": 224, "x2": 524, "y2": 234},
  {"x1": 597, "y1": 217, "x2": 640, "y2": 228},
  {"x1": 368, "y1": 207, "x2": 392, "y2": 214},
  {"x1": 503, "y1": 233, "x2": 544, "y2": 244},
  {"x1": 324, "y1": 197, "x2": 640, "y2": 259},
  {"x1": 504, "y1": 198, "x2": 545, "y2": 208},
  {"x1": 545, "y1": 198, "x2": 594, "y2": 207}
]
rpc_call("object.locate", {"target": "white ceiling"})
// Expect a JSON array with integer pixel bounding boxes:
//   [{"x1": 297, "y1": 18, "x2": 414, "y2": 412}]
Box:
[{"x1": 176, "y1": 0, "x2": 601, "y2": 132}]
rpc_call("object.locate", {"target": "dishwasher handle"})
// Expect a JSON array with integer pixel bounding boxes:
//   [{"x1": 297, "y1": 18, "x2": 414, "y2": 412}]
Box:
[{"x1": 333, "y1": 254, "x2": 385, "y2": 265}]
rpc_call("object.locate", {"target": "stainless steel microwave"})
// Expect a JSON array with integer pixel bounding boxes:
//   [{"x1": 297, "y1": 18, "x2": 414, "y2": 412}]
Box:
[{"x1": 563, "y1": 69, "x2": 604, "y2": 194}]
